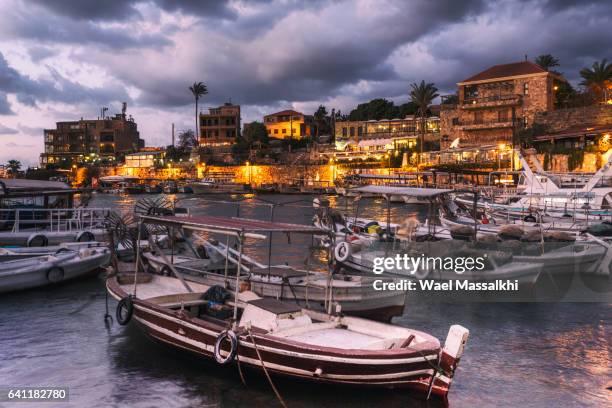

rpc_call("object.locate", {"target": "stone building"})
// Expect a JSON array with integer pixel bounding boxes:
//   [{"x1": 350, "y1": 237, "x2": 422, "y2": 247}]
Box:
[
  {"x1": 199, "y1": 103, "x2": 241, "y2": 149},
  {"x1": 440, "y1": 61, "x2": 566, "y2": 149},
  {"x1": 334, "y1": 116, "x2": 440, "y2": 154},
  {"x1": 264, "y1": 109, "x2": 315, "y2": 139},
  {"x1": 40, "y1": 104, "x2": 143, "y2": 168}
]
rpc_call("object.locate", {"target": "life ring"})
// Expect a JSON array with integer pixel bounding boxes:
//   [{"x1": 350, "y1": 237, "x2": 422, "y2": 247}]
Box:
[
  {"x1": 27, "y1": 234, "x2": 48, "y2": 247},
  {"x1": 46, "y1": 267, "x2": 64, "y2": 283},
  {"x1": 523, "y1": 214, "x2": 537, "y2": 223},
  {"x1": 116, "y1": 296, "x2": 134, "y2": 325},
  {"x1": 214, "y1": 330, "x2": 238, "y2": 365},
  {"x1": 77, "y1": 231, "x2": 95, "y2": 242},
  {"x1": 334, "y1": 241, "x2": 352, "y2": 262}
]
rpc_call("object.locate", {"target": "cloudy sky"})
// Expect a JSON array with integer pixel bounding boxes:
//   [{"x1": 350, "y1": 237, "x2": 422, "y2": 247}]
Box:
[{"x1": 0, "y1": 0, "x2": 610, "y2": 166}]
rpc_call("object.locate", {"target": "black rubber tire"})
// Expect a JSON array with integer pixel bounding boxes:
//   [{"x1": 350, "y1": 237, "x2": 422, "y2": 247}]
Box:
[
  {"x1": 523, "y1": 215, "x2": 537, "y2": 223},
  {"x1": 77, "y1": 231, "x2": 95, "y2": 242},
  {"x1": 214, "y1": 330, "x2": 238, "y2": 365},
  {"x1": 116, "y1": 296, "x2": 134, "y2": 325},
  {"x1": 46, "y1": 267, "x2": 64, "y2": 283},
  {"x1": 28, "y1": 234, "x2": 48, "y2": 247}
]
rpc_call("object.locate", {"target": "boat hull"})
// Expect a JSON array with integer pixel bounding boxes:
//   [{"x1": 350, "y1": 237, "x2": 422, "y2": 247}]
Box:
[{"x1": 107, "y1": 277, "x2": 460, "y2": 398}]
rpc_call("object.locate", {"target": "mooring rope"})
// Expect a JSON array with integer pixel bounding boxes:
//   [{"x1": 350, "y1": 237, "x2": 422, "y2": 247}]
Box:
[{"x1": 247, "y1": 329, "x2": 287, "y2": 408}]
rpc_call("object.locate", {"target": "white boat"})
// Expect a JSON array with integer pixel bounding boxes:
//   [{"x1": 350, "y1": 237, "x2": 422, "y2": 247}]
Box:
[
  {"x1": 187, "y1": 176, "x2": 249, "y2": 194},
  {"x1": 142, "y1": 231, "x2": 407, "y2": 321},
  {"x1": 0, "y1": 246, "x2": 111, "y2": 293}
]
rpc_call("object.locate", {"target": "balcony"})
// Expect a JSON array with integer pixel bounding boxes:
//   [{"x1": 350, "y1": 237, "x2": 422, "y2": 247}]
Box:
[
  {"x1": 457, "y1": 118, "x2": 522, "y2": 131},
  {"x1": 461, "y1": 94, "x2": 522, "y2": 109}
]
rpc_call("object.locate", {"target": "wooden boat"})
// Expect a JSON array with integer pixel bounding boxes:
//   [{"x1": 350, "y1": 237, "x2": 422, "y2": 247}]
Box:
[
  {"x1": 107, "y1": 271, "x2": 469, "y2": 399},
  {"x1": 0, "y1": 246, "x2": 110, "y2": 293}
]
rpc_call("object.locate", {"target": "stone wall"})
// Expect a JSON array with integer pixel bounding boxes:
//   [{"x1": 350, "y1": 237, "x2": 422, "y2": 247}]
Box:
[{"x1": 533, "y1": 104, "x2": 612, "y2": 132}]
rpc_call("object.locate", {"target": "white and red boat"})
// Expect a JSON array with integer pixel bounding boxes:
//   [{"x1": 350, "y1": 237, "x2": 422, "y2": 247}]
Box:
[{"x1": 107, "y1": 214, "x2": 470, "y2": 400}]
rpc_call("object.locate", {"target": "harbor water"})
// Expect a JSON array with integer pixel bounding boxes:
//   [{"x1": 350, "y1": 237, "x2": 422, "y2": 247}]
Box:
[{"x1": 0, "y1": 194, "x2": 609, "y2": 407}]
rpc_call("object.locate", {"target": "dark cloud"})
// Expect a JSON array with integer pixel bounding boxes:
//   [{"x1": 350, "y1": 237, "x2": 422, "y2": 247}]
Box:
[
  {"x1": 29, "y1": 0, "x2": 139, "y2": 21},
  {"x1": 0, "y1": 92, "x2": 13, "y2": 114},
  {"x1": 0, "y1": 52, "x2": 131, "y2": 112}
]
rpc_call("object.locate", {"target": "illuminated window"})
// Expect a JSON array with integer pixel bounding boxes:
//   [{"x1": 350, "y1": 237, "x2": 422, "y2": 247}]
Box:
[{"x1": 523, "y1": 83, "x2": 529, "y2": 95}]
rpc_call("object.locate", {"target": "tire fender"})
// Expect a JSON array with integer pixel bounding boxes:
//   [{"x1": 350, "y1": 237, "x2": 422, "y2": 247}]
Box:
[
  {"x1": 116, "y1": 296, "x2": 134, "y2": 325},
  {"x1": 214, "y1": 330, "x2": 238, "y2": 365},
  {"x1": 46, "y1": 267, "x2": 64, "y2": 283},
  {"x1": 27, "y1": 234, "x2": 48, "y2": 247},
  {"x1": 77, "y1": 231, "x2": 95, "y2": 242}
]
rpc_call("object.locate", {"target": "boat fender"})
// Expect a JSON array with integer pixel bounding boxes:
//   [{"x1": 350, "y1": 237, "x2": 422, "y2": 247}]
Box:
[
  {"x1": 27, "y1": 234, "x2": 48, "y2": 247},
  {"x1": 313, "y1": 367, "x2": 323, "y2": 377},
  {"x1": 523, "y1": 214, "x2": 537, "y2": 223},
  {"x1": 116, "y1": 295, "x2": 134, "y2": 325},
  {"x1": 334, "y1": 241, "x2": 352, "y2": 262},
  {"x1": 214, "y1": 330, "x2": 238, "y2": 365},
  {"x1": 77, "y1": 231, "x2": 95, "y2": 242},
  {"x1": 46, "y1": 267, "x2": 64, "y2": 283}
]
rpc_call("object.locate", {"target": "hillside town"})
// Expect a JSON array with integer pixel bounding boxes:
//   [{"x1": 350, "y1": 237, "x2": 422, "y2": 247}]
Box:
[{"x1": 2, "y1": 56, "x2": 611, "y2": 191}]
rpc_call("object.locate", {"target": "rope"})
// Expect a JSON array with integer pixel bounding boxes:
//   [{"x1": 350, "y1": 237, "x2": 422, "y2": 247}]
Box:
[
  {"x1": 235, "y1": 343, "x2": 247, "y2": 387},
  {"x1": 247, "y1": 329, "x2": 287, "y2": 408}
]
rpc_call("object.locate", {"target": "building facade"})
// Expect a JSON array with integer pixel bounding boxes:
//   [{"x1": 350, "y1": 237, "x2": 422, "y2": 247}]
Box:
[
  {"x1": 440, "y1": 61, "x2": 566, "y2": 149},
  {"x1": 264, "y1": 110, "x2": 315, "y2": 139},
  {"x1": 40, "y1": 108, "x2": 143, "y2": 167},
  {"x1": 334, "y1": 116, "x2": 440, "y2": 154},
  {"x1": 199, "y1": 103, "x2": 241, "y2": 148},
  {"x1": 124, "y1": 151, "x2": 165, "y2": 168}
]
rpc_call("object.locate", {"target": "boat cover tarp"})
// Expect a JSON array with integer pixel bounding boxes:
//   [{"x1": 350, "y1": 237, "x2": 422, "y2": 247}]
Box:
[{"x1": 350, "y1": 185, "x2": 453, "y2": 197}]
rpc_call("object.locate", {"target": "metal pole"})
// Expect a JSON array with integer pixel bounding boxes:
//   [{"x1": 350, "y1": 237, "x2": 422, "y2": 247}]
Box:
[
  {"x1": 267, "y1": 204, "x2": 275, "y2": 277},
  {"x1": 133, "y1": 220, "x2": 143, "y2": 297},
  {"x1": 233, "y1": 233, "x2": 244, "y2": 326}
]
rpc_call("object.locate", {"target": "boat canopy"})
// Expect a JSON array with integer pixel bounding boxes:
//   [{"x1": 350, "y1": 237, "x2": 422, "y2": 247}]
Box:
[
  {"x1": 350, "y1": 185, "x2": 453, "y2": 197},
  {"x1": 139, "y1": 214, "x2": 329, "y2": 237}
]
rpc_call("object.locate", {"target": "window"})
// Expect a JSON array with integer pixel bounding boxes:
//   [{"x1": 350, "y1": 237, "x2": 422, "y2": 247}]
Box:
[
  {"x1": 274, "y1": 129, "x2": 279, "y2": 134},
  {"x1": 498, "y1": 109, "x2": 508, "y2": 122},
  {"x1": 350, "y1": 127, "x2": 355, "y2": 137},
  {"x1": 358, "y1": 126, "x2": 363, "y2": 136},
  {"x1": 523, "y1": 83, "x2": 529, "y2": 95},
  {"x1": 282, "y1": 128, "x2": 287, "y2": 134},
  {"x1": 342, "y1": 127, "x2": 347, "y2": 137},
  {"x1": 474, "y1": 111, "x2": 484, "y2": 124},
  {"x1": 452, "y1": 117, "x2": 460, "y2": 126}
]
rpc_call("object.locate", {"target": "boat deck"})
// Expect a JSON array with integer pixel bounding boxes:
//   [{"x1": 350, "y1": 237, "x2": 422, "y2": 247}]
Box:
[
  {"x1": 286, "y1": 328, "x2": 384, "y2": 349},
  {"x1": 119, "y1": 275, "x2": 210, "y2": 299}
]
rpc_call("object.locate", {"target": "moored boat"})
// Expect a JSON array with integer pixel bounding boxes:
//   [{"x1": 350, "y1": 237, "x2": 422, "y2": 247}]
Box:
[{"x1": 107, "y1": 272, "x2": 469, "y2": 399}]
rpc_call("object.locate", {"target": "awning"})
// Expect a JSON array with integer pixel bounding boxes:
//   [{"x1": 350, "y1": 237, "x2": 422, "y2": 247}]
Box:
[
  {"x1": 140, "y1": 215, "x2": 328, "y2": 237},
  {"x1": 350, "y1": 185, "x2": 453, "y2": 197}
]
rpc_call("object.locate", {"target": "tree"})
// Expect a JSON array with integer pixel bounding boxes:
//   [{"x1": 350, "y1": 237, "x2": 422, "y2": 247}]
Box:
[
  {"x1": 313, "y1": 105, "x2": 331, "y2": 136},
  {"x1": 535, "y1": 54, "x2": 560, "y2": 71},
  {"x1": 6, "y1": 159, "x2": 21, "y2": 177},
  {"x1": 177, "y1": 129, "x2": 198, "y2": 150},
  {"x1": 580, "y1": 59, "x2": 612, "y2": 103},
  {"x1": 242, "y1": 121, "x2": 269, "y2": 147},
  {"x1": 410, "y1": 80, "x2": 439, "y2": 165},
  {"x1": 189, "y1": 81, "x2": 208, "y2": 140}
]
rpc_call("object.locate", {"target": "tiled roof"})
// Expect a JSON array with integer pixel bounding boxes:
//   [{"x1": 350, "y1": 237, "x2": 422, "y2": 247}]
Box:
[
  {"x1": 265, "y1": 109, "x2": 303, "y2": 117},
  {"x1": 461, "y1": 61, "x2": 547, "y2": 83}
]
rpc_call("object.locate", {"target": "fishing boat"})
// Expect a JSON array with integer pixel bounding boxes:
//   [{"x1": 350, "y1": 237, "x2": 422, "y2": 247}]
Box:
[
  {"x1": 0, "y1": 245, "x2": 110, "y2": 293},
  {"x1": 106, "y1": 213, "x2": 470, "y2": 400},
  {"x1": 142, "y1": 237, "x2": 408, "y2": 321}
]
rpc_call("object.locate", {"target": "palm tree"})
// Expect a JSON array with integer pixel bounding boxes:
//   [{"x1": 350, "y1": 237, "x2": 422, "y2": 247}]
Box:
[
  {"x1": 535, "y1": 54, "x2": 560, "y2": 71},
  {"x1": 6, "y1": 159, "x2": 21, "y2": 177},
  {"x1": 410, "y1": 80, "x2": 439, "y2": 166},
  {"x1": 580, "y1": 59, "x2": 612, "y2": 103},
  {"x1": 189, "y1": 82, "x2": 208, "y2": 142}
]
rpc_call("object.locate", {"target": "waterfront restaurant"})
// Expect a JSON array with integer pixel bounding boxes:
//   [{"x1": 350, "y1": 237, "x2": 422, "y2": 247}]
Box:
[{"x1": 333, "y1": 116, "x2": 440, "y2": 159}]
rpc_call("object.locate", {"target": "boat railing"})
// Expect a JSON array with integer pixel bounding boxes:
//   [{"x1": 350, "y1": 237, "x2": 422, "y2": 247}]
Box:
[{"x1": 1, "y1": 207, "x2": 112, "y2": 232}]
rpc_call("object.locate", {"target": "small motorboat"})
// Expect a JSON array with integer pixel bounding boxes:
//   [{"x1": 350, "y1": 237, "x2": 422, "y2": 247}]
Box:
[
  {"x1": 107, "y1": 272, "x2": 469, "y2": 399},
  {"x1": 0, "y1": 246, "x2": 110, "y2": 293}
]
